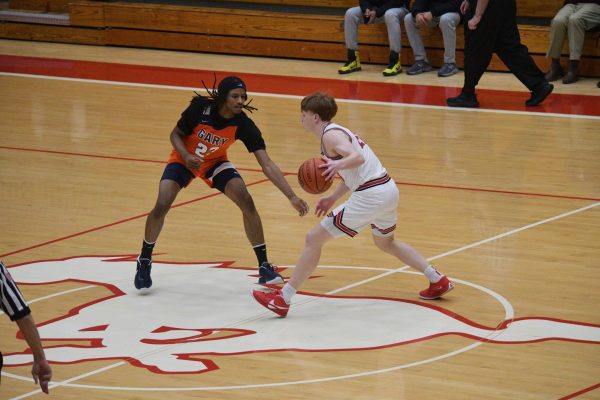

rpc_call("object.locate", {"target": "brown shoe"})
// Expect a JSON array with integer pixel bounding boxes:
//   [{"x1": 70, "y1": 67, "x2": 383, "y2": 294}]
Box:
[
  {"x1": 562, "y1": 70, "x2": 579, "y2": 84},
  {"x1": 545, "y1": 59, "x2": 563, "y2": 82},
  {"x1": 545, "y1": 66, "x2": 564, "y2": 82},
  {"x1": 562, "y1": 60, "x2": 579, "y2": 84}
]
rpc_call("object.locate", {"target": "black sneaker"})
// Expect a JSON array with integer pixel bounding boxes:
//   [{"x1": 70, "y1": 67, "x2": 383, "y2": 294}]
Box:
[
  {"x1": 258, "y1": 262, "x2": 284, "y2": 285},
  {"x1": 134, "y1": 258, "x2": 152, "y2": 289},
  {"x1": 525, "y1": 82, "x2": 553, "y2": 106},
  {"x1": 447, "y1": 93, "x2": 479, "y2": 108}
]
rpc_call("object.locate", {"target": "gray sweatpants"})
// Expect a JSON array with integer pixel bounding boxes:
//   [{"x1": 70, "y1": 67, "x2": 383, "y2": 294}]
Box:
[
  {"x1": 546, "y1": 3, "x2": 600, "y2": 60},
  {"x1": 404, "y1": 12, "x2": 460, "y2": 64},
  {"x1": 344, "y1": 6, "x2": 409, "y2": 53}
]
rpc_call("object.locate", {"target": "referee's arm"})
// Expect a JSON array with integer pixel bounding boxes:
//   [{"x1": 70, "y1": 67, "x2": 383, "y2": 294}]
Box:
[{"x1": 1, "y1": 261, "x2": 52, "y2": 394}]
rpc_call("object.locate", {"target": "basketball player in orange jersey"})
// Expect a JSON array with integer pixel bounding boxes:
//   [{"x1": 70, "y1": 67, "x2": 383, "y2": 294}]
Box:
[
  {"x1": 135, "y1": 76, "x2": 309, "y2": 290},
  {"x1": 253, "y1": 92, "x2": 453, "y2": 317}
]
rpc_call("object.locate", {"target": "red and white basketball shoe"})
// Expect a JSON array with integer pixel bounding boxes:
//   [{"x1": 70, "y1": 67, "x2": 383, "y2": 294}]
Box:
[
  {"x1": 252, "y1": 289, "x2": 290, "y2": 317},
  {"x1": 419, "y1": 276, "x2": 454, "y2": 300}
]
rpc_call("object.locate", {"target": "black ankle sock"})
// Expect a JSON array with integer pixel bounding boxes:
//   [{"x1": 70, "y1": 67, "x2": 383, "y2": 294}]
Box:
[
  {"x1": 253, "y1": 243, "x2": 267, "y2": 266},
  {"x1": 140, "y1": 239, "x2": 155, "y2": 260}
]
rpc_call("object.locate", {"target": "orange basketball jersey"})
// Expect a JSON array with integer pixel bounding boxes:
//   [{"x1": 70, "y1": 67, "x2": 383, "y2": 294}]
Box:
[{"x1": 168, "y1": 96, "x2": 265, "y2": 186}]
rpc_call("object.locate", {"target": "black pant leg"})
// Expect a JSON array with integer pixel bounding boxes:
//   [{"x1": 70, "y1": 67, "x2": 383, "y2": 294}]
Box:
[
  {"x1": 493, "y1": 1, "x2": 545, "y2": 91},
  {"x1": 462, "y1": 6, "x2": 498, "y2": 95}
]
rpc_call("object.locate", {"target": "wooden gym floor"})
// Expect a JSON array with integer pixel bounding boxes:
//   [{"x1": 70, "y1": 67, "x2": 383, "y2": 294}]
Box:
[{"x1": 0, "y1": 39, "x2": 599, "y2": 399}]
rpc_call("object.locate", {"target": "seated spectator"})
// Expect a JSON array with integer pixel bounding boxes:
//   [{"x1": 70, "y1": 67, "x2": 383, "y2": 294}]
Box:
[
  {"x1": 404, "y1": 0, "x2": 462, "y2": 77},
  {"x1": 545, "y1": 1, "x2": 600, "y2": 84},
  {"x1": 339, "y1": 0, "x2": 409, "y2": 76}
]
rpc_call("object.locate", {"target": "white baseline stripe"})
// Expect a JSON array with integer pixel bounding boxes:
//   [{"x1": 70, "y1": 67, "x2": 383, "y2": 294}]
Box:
[{"x1": 2, "y1": 72, "x2": 599, "y2": 120}]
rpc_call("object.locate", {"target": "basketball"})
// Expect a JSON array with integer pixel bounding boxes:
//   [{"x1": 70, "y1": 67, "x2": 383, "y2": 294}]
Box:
[{"x1": 297, "y1": 157, "x2": 332, "y2": 194}]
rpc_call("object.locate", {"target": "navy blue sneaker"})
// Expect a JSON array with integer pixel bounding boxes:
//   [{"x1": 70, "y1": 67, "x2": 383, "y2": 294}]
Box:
[
  {"x1": 258, "y1": 262, "x2": 284, "y2": 285},
  {"x1": 134, "y1": 258, "x2": 152, "y2": 289}
]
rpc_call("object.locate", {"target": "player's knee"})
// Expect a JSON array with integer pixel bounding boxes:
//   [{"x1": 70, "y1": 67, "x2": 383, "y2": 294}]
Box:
[
  {"x1": 152, "y1": 199, "x2": 172, "y2": 216},
  {"x1": 304, "y1": 230, "x2": 322, "y2": 248},
  {"x1": 373, "y1": 236, "x2": 392, "y2": 252},
  {"x1": 238, "y1": 192, "x2": 257, "y2": 215}
]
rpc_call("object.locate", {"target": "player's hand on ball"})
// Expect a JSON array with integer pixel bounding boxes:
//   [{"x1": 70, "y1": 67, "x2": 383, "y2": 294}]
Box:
[{"x1": 319, "y1": 156, "x2": 339, "y2": 181}]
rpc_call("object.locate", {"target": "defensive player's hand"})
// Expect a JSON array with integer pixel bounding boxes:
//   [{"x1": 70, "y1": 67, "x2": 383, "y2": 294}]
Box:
[
  {"x1": 290, "y1": 195, "x2": 309, "y2": 217},
  {"x1": 460, "y1": 0, "x2": 470, "y2": 14},
  {"x1": 32, "y1": 358, "x2": 52, "y2": 394},
  {"x1": 315, "y1": 196, "x2": 335, "y2": 217},
  {"x1": 183, "y1": 153, "x2": 202, "y2": 170}
]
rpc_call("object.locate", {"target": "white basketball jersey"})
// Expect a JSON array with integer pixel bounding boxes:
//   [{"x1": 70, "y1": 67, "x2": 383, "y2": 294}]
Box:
[{"x1": 321, "y1": 123, "x2": 387, "y2": 191}]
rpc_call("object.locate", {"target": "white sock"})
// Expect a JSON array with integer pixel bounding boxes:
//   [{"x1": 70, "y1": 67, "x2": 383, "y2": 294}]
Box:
[
  {"x1": 281, "y1": 283, "x2": 297, "y2": 304},
  {"x1": 423, "y1": 265, "x2": 443, "y2": 283}
]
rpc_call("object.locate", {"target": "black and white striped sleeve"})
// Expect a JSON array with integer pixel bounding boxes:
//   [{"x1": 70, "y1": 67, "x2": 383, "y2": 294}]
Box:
[{"x1": 0, "y1": 261, "x2": 31, "y2": 321}]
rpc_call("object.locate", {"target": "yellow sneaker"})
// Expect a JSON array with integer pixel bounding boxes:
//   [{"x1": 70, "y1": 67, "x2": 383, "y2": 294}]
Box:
[
  {"x1": 383, "y1": 61, "x2": 402, "y2": 76},
  {"x1": 338, "y1": 50, "x2": 361, "y2": 74}
]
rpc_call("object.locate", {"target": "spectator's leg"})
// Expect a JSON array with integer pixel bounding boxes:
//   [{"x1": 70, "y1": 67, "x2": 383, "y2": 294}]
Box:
[
  {"x1": 563, "y1": 3, "x2": 600, "y2": 83},
  {"x1": 344, "y1": 7, "x2": 363, "y2": 52},
  {"x1": 404, "y1": 13, "x2": 427, "y2": 62},
  {"x1": 546, "y1": 5, "x2": 572, "y2": 59},
  {"x1": 339, "y1": 7, "x2": 363, "y2": 74},
  {"x1": 382, "y1": 8, "x2": 408, "y2": 76},
  {"x1": 567, "y1": 3, "x2": 600, "y2": 61},
  {"x1": 384, "y1": 8, "x2": 407, "y2": 54},
  {"x1": 439, "y1": 12, "x2": 460, "y2": 64}
]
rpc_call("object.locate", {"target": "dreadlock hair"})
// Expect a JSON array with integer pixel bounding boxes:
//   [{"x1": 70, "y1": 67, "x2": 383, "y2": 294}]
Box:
[{"x1": 194, "y1": 74, "x2": 258, "y2": 113}]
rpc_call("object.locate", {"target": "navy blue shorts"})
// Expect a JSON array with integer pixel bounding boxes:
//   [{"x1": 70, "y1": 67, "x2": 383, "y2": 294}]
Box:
[
  {"x1": 161, "y1": 162, "x2": 242, "y2": 193},
  {"x1": 161, "y1": 163, "x2": 195, "y2": 189}
]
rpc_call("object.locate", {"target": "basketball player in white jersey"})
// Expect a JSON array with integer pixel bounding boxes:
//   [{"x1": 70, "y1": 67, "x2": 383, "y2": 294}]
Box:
[{"x1": 253, "y1": 92, "x2": 453, "y2": 317}]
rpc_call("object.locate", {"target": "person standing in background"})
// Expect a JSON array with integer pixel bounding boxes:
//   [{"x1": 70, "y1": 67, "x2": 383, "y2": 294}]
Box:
[{"x1": 447, "y1": 0, "x2": 553, "y2": 108}]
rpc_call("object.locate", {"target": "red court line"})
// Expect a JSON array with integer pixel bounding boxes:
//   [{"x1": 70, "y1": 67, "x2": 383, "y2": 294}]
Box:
[
  {"x1": 558, "y1": 382, "x2": 600, "y2": 400},
  {"x1": 0, "y1": 178, "x2": 270, "y2": 258},
  {"x1": 2, "y1": 145, "x2": 598, "y2": 202},
  {"x1": 1, "y1": 54, "x2": 599, "y2": 116},
  {"x1": 0, "y1": 145, "x2": 265, "y2": 173},
  {"x1": 394, "y1": 180, "x2": 600, "y2": 202}
]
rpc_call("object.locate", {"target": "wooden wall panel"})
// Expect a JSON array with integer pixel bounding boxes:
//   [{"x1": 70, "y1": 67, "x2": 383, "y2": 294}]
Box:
[
  {"x1": 102, "y1": 3, "x2": 344, "y2": 42},
  {"x1": 47, "y1": 0, "x2": 72, "y2": 13},
  {"x1": 106, "y1": 28, "x2": 349, "y2": 60},
  {"x1": 70, "y1": 2, "x2": 105, "y2": 27},
  {"x1": 516, "y1": 0, "x2": 563, "y2": 18},
  {"x1": 211, "y1": 0, "x2": 353, "y2": 7},
  {"x1": 0, "y1": 22, "x2": 105, "y2": 44},
  {"x1": 9, "y1": 0, "x2": 48, "y2": 11}
]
